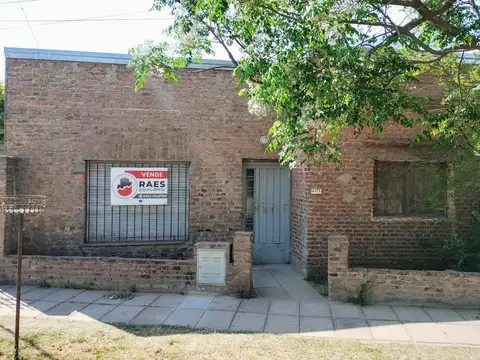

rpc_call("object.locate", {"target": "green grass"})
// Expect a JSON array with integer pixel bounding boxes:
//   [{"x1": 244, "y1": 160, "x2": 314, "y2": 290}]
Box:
[{"x1": 0, "y1": 317, "x2": 478, "y2": 360}]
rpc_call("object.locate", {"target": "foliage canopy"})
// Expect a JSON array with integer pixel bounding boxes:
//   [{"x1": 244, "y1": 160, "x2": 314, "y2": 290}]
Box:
[{"x1": 130, "y1": 0, "x2": 480, "y2": 165}]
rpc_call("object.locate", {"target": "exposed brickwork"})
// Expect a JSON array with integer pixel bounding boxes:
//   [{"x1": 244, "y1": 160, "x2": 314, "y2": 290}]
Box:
[
  {"x1": 300, "y1": 126, "x2": 474, "y2": 273},
  {"x1": 4, "y1": 55, "x2": 477, "y2": 274},
  {"x1": 0, "y1": 232, "x2": 253, "y2": 294},
  {"x1": 290, "y1": 168, "x2": 308, "y2": 275},
  {"x1": 328, "y1": 235, "x2": 480, "y2": 306},
  {"x1": 5, "y1": 59, "x2": 274, "y2": 256}
]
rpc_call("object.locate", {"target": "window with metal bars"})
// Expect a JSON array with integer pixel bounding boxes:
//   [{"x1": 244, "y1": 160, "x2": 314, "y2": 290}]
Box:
[{"x1": 86, "y1": 161, "x2": 189, "y2": 243}]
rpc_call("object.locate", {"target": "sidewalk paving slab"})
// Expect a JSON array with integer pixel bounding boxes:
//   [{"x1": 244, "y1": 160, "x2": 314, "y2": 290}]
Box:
[
  {"x1": 207, "y1": 297, "x2": 241, "y2": 311},
  {"x1": 163, "y1": 308, "x2": 205, "y2": 327},
  {"x1": 300, "y1": 316, "x2": 334, "y2": 336},
  {"x1": 367, "y1": 320, "x2": 411, "y2": 342},
  {"x1": 402, "y1": 322, "x2": 450, "y2": 343},
  {"x1": 455, "y1": 308, "x2": 480, "y2": 326},
  {"x1": 423, "y1": 307, "x2": 465, "y2": 323},
  {"x1": 269, "y1": 300, "x2": 299, "y2": 316},
  {"x1": 238, "y1": 299, "x2": 270, "y2": 314},
  {"x1": 300, "y1": 301, "x2": 331, "y2": 317},
  {"x1": 255, "y1": 287, "x2": 291, "y2": 299},
  {"x1": 283, "y1": 288, "x2": 322, "y2": 301},
  {"x1": 69, "y1": 304, "x2": 117, "y2": 321},
  {"x1": 122, "y1": 293, "x2": 161, "y2": 306},
  {"x1": 230, "y1": 312, "x2": 267, "y2": 332},
  {"x1": 362, "y1": 305, "x2": 398, "y2": 321},
  {"x1": 93, "y1": 294, "x2": 126, "y2": 305},
  {"x1": 41, "y1": 289, "x2": 85, "y2": 302},
  {"x1": 150, "y1": 294, "x2": 186, "y2": 308},
  {"x1": 196, "y1": 310, "x2": 236, "y2": 330},
  {"x1": 334, "y1": 318, "x2": 373, "y2": 340},
  {"x1": 178, "y1": 295, "x2": 214, "y2": 310},
  {"x1": 22, "y1": 288, "x2": 60, "y2": 301},
  {"x1": 101, "y1": 305, "x2": 145, "y2": 324},
  {"x1": 330, "y1": 303, "x2": 365, "y2": 319},
  {"x1": 69, "y1": 290, "x2": 109, "y2": 303},
  {"x1": 265, "y1": 314, "x2": 299, "y2": 334},
  {"x1": 21, "y1": 301, "x2": 59, "y2": 317},
  {"x1": 131, "y1": 307, "x2": 173, "y2": 325},
  {"x1": 254, "y1": 273, "x2": 281, "y2": 288},
  {"x1": 435, "y1": 323, "x2": 480, "y2": 346},
  {"x1": 3, "y1": 285, "x2": 35, "y2": 296},
  {"x1": 41, "y1": 302, "x2": 89, "y2": 319},
  {"x1": 391, "y1": 306, "x2": 432, "y2": 323}
]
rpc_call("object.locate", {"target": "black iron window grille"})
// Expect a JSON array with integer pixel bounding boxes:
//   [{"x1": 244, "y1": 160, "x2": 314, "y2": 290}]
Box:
[{"x1": 86, "y1": 161, "x2": 189, "y2": 243}]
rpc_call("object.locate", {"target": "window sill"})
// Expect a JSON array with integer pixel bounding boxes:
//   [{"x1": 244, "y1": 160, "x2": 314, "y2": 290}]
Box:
[
  {"x1": 83, "y1": 240, "x2": 188, "y2": 247},
  {"x1": 371, "y1": 216, "x2": 449, "y2": 222}
]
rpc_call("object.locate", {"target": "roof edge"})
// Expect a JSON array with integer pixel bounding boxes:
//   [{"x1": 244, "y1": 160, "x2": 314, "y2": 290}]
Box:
[{"x1": 4, "y1": 47, "x2": 235, "y2": 69}]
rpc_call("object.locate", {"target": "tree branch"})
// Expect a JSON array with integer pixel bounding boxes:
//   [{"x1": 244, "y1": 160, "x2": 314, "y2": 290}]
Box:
[
  {"x1": 410, "y1": 53, "x2": 449, "y2": 64},
  {"x1": 411, "y1": 0, "x2": 459, "y2": 37},
  {"x1": 470, "y1": 0, "x2": 480, "y2": 18},
  {"x1": 457, "y1": 51, "x2": 465, "y2": 103},
  {"x1": 257, "y1": 4, "x2": 299, "y2": 21},
  {"x1": 199, "y1": 19, "x2": 239, "y2": 66}
]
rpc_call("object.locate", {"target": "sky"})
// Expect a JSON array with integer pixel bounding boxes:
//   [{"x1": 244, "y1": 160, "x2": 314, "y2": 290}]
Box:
[{"x1": 0, "y1": 0, "x2": 235, "y2": 80}]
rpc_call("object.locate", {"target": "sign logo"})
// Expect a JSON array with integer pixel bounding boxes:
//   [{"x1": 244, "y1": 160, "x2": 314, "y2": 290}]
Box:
[
  {"x1": 110, "y1": 167, "x2": 168, "y2": 206},
  {"x1": 113, "y1": 174, "x2": 137, "y2": 198}
]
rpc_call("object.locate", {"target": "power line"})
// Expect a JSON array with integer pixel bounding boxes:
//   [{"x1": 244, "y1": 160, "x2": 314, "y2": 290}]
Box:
[
  {"x1": 0, "y1": 11, "x2": 172, "y2": 31},
  {"x1": 0, "y1": 18, "x2": 173, "y2": 22},
  {"x1": 18, "y1": 0, "x2": 39, "y2": 47},
  {"x1": 0, "y1": 0, "x2": 38, "y2": 4}
]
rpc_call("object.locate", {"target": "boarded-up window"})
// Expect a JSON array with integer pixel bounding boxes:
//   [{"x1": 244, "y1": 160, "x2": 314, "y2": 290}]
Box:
[{"x1": 373, "y1": 161, "x2": 447, "y2": 217}]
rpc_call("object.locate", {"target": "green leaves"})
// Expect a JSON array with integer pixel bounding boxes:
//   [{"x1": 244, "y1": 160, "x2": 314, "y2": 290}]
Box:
[{"x1": 131, "y1": 0, "x2": 480, "y2": 165}]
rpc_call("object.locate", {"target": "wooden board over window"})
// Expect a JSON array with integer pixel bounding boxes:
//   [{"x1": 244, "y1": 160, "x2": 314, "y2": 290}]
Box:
[{"x1": 373, "y1": 161, "x2": 447, "y2": 217}]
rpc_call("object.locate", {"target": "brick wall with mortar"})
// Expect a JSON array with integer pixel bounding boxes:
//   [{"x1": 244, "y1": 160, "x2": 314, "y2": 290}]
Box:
[
  {"x1": 0, "y1": 232, "x2": 253, "y2": 294},
  {"x1": 4, "y1": 55, "x2": 476, "y2": 272},
  {"x1": 5, "y1": 58, "x2": 275, "y2": 257},
  {"x1": 290, "y1": 167, "x2": 309, "y2": 274},
  {"x1": 301, "y1": 124, "x2": 477, "y2": 275},
  {"x1": 328, "y1": 235, "x2": 480, "y2": 306}
]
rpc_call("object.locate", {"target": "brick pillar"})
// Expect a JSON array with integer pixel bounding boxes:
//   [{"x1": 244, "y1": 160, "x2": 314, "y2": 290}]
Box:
[
  {"x1": 230, "y1": 231, "x2": 253, "y2": 295},
  {"x1": 328, "y1": 235, "x2": 349, "y2": 300},
  {"x1": 0, "y1": 156, "x2": 18, "y2": 256}
]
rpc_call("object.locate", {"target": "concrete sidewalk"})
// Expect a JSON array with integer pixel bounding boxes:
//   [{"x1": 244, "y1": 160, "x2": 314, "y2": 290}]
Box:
[{"x1": 0, "y1": 265, "x2": 478, "y2": 346}]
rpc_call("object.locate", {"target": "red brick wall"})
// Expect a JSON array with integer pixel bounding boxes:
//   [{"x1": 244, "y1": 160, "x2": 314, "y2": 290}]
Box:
[
  {"x1": 0, "y1": 232, "x2": 253, "y2": 294},
  {"x1": 5, "y1": 59, "x2": 275, "y2": 256},
  {"x1": 302, "y1": 126, "x2": 473, "y2": 273},
  {"x1": 328, "y1": 235, "x2": 480, "y2": 306},
  {"x1": 290, "y1": 168, "x2": 308, "y2": 274},
  {"x1": 4, "y1": 57, "x2": 476, "y2": 272}
]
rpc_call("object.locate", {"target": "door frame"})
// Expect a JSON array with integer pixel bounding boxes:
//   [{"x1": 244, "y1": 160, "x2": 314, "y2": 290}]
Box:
[{"x1": 241, "y1": 160, "x2": 292, "y2": 264}]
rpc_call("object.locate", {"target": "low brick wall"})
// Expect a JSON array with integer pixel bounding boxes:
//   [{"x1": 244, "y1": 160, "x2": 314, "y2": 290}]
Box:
[
  {"x1": 0, "y1": 232, "x2": 253, "y2": 295},
  {"x1": 328, "y1": 235, "x2": 480, "y2": 306}
]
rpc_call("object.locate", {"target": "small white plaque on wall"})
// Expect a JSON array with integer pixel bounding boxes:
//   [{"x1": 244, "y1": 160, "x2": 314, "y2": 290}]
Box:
[{"x1": 197, "y1": 248, "x2": 227, "y2": 286}]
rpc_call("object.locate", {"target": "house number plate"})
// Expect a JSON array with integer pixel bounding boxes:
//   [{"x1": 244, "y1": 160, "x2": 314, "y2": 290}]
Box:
[{"x1": 197, "y1": 249, "x2": 227, "y2": 286}]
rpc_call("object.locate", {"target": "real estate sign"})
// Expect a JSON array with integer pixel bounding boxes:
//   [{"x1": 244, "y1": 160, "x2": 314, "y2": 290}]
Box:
[{"x1": 110, "y1": 167, "x2": 168, "y2": 205}]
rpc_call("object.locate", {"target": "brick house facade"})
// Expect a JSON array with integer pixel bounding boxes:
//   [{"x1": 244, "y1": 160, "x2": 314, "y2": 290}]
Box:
[{"x1": 2, "y1": 47, "x2": 476, "y2": 280}]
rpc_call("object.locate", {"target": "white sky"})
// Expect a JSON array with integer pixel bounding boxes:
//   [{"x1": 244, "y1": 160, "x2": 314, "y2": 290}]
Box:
[{"x1": 0, "y1": 0, "x2": 236, "y2": 80}]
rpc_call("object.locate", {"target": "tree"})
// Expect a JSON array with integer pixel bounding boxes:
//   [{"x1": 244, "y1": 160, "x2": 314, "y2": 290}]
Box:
[
  {"x1": 130, "y1": 0, "x2": 480, "y2": 166},
  {"x1": 0, "y1": 83, "x2": 4, "y2": 143}
]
